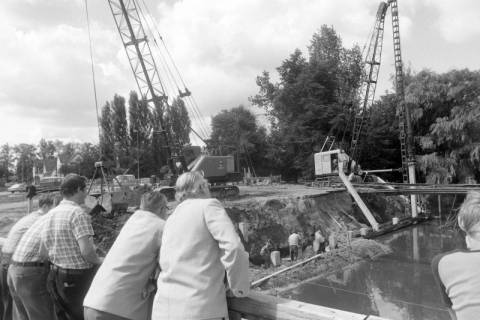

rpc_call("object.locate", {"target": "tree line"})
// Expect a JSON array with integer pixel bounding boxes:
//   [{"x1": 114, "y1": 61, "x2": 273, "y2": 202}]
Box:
[{"x1": 2, "y1": 25, "x2": 479, "y2": 185}]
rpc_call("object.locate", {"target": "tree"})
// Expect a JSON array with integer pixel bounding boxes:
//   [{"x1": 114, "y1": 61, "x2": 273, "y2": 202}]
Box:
[
  {"x1": 151, "y1": 101, "x2": 169, "y2": 174},
  {"x1": 76, "y1": 143, "x2": 99, "y2": 178},
  {"x1": 99, "y1": 101, "x2": 115, "y2": 164},
  {"x1": 360, "y1": 94, "x2": 402, "y2": 179},
  {"x1": 209, "y1": 106, "x2": 268, "y2": 174},
  {"x1": 405, "y1": 69, "x2": 480, "y2": 183},
  {"x1": 128, "y1": 91, "x2": 154, "y2": 177},
  {"x1": 37, "y1": 138, "x2": 56, "y2": 174},
  {"x1": 0, "y1": 144, "x2": 14, "y2": 181},
  {"x1": 14, "y1": 144, "x2": 37, "y2": 182},
  {"x1": 111, "y1": 94, "x2": 129, "y2": 168},
  {"x1": 250, "y1": 25, "x2": 363, "y2": 180},
  {"x1": 164, "y1": 98, "x2": 191, "y2": 148}
]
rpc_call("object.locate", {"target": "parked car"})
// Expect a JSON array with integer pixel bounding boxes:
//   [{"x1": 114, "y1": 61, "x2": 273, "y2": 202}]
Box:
[{"x1": 7, "y1": 183, "x2": 26, "y2": 193}]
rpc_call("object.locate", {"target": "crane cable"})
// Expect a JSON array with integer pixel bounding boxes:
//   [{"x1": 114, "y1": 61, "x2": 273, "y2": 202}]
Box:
[
  {"x1": 83, "y1": 0, "x2": 102, "y2": 159},
  {"x1": 135, "y1": 0, "x2": 210, "y2": 140}
]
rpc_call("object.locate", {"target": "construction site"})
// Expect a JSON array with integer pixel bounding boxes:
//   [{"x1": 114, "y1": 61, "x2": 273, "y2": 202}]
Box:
[{"x1": 0, "y1": 0, "x2": 479, "y2": 319}]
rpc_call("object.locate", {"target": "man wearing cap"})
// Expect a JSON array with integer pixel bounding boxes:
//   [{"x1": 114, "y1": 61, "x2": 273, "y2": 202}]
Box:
[
  {"x1": 0, "y1": 194, "x2": 55, "y2": 320},
  {"x1": 41, "y1": 174, "x2": 102, "y2": 320},
  {"x1": 8, "y1": 194, "x2": 59, "y2": 320}
]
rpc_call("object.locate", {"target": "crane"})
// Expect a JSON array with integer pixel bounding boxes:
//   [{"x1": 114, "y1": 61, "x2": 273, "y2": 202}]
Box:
[
  {"x1": 348, "y1": 0, "x2": 417, "y2": 215},
  {"x1": 349, "y1": 0, "x2": 414, "y2": 182},
  {"x1": 106, "y1": 0, "x2": 241, "y2": 199}
]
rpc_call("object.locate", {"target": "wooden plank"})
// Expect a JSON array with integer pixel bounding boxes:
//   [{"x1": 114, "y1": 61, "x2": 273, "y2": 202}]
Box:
[
  {"x1": 228, "y1": 292, "x2": 380, "y2": 320},
  {"x1": 251, "y1": 248, "x2": 349, "y2": 288}
]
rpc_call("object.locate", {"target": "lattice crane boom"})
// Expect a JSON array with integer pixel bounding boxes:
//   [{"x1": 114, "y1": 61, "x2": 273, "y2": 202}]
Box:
[
  {"x1": 107, "y1": 0, "x2": 176, "y2": 173},
  {"x1": 349, "y1": 0, "x2": 414, "y2": 185}
]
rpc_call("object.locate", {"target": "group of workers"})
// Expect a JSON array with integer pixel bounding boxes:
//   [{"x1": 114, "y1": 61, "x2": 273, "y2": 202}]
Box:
[
  {"x1": 259, "y1": 227, "x2": 334, "y2": 268},
  {"x1": 0, "y1": 171, "x2": 250, "y2": 320}
]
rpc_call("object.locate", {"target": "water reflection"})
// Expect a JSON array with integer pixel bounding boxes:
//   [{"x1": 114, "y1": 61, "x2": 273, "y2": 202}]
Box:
[{"x1": 284, "y1": 221, "x2": 464, "y2": 320}]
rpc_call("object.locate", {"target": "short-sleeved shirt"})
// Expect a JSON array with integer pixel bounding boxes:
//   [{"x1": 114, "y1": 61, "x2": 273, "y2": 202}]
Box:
[
  {"x1": 2, "y1": 210, "x2": 42, "y2": 263},
  {"x1": 288, "y1": 233, "x2": 301, "y2": 246},
  {"x1": 41, "y1": 199, "x2": 94, "y2": 269},
  {"x1": 432, "y1": 249, "x2": 480, "y2": 320},
  {"x1": 12, "y1": 211, "x2": 54, "y2": 263}
]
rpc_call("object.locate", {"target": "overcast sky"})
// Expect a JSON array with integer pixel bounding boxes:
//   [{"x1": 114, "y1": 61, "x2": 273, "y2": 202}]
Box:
[{"x1": 0, "y1": 0, "x2": 479, "y2": 146}]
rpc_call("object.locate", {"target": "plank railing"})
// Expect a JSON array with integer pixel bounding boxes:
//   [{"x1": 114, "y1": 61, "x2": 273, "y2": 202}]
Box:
[{"x1": 228, "y1": 292, "x2": 389, "y2": 320}]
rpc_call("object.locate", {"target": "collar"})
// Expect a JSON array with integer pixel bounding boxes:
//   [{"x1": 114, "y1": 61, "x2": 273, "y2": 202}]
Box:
[{"x1": 60, "y1": 199, "x2": 81, "y2": 207}]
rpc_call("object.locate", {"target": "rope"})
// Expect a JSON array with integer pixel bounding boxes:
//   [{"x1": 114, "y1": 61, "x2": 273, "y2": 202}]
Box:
[
  {"x1": 83, "y1": 0, "x2": 103, "y2": 159},
  {"x1": 135, "y1": 0, "x2": 211, "y2": 141}
]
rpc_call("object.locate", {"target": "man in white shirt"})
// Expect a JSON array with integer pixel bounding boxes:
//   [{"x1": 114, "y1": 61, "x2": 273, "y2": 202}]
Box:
[
  {"x1": 1, "y1": 194, "x2": 55, "y2": 320},
  {"x1": 288, "y1": 231, "x2": 301, "y2": 261}
]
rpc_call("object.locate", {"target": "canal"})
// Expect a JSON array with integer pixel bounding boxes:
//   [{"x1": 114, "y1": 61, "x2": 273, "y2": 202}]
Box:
[{"x1": 284, "y1": 220, "x2": 464, "y2": 320}]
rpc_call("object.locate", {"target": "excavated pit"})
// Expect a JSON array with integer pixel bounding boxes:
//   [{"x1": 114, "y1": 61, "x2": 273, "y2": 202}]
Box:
[{"x1": 90, "y1": 184, "x2": 409, "y2": 291}]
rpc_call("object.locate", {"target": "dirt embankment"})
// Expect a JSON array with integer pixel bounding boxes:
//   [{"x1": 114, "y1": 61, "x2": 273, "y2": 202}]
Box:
[{"x1": 224, "y1": 189, "x2": 366, "y2": 261}]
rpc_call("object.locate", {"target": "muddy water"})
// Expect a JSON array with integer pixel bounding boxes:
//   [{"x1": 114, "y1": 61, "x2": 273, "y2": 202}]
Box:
[{"x1": 284, "y1": 220, "x2": 464, "y2": 320}]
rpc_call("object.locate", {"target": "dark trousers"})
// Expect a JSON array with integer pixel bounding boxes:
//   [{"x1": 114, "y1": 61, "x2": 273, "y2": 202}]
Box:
[
  {"x1": 0, "y1": 264, "x2": 12, "y2": 320},
  {"x1": 8, "y1": 264, "x2": 54, "y2": 320},
  {"x1": 47, "y1": 266, "x2": 95, "y2": 320},
  {"x1": 289, "y1": 245, "x2": 298, "y2": 261}
]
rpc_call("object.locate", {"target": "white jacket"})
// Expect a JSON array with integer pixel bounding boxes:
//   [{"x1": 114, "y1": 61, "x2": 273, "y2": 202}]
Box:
[
  {"x1": 84, "y1": 210, "x2": 165, "y2": 319},
  {"x1": 152, "y1": 198, "x2": 250, "y2": 319}
]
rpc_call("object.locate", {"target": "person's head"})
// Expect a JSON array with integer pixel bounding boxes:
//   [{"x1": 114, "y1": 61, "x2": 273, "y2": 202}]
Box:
[
  {"x1": 60, "y1": 174, "x2": 87, "y2": 204},
  {"x1": 175, "y1": 171, "x2": 210, "y2": 202},
  {"x1": 140, "y1": 191, "x2": 168, "y2": 219},
  {"x1": 458, "y1": 191, "x2": 480, "y2": 249},
  {"x1": 38, "y1": 193, "x2": 55, "y2": 213}
]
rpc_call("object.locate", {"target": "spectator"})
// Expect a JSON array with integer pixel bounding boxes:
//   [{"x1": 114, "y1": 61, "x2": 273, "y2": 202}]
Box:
[
  {"x1": 1, "y1": 194, "x2": 55, "y2": 320},
  {"x1": 288, "y1": 230, "x2": 301, "y2": 261},
  {"x1": 260, "y1": 239, "x2": 273, "y2": 268},
  {"x1": 432, "y1": 191, "x2": 480, "y2": 320},
  {"x1": 152, "y1": 171, "x2": 250, "y2": 320},
  {"x1": 8, "y1": 194, "x2": 60, "y2": 320},
  {"x1": 41, "y1": 174, "x2": 102, "y2": 320},
  {"x1": 83, "y1": 192, "x2": 168, "y2": 320}
]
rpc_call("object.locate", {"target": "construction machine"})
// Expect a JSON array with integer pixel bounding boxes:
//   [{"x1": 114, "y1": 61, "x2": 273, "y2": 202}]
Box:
[
  {"x1": 97, "y1": 0, "x2": 242, "y2": 207},
  {"x1": 315, "y1": 0, "x2": 414, "y2": 182},
  {"x1": 314, "y1": 0, "x2": 418, "y2": 219}
]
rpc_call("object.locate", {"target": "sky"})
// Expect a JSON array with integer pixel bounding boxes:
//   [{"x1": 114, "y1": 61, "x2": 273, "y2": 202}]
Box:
[{"x1": 0, "y1": 0, "x2": 479, "y2": 146}]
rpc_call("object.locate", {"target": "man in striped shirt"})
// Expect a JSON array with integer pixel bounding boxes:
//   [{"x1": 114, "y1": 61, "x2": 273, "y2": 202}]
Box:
[
  {"x1": 41, "y1": 174, "x2": 102, "y2": 320},
  {"x1": 1, "y1": 194, "x2": 55, "y2": 320}
]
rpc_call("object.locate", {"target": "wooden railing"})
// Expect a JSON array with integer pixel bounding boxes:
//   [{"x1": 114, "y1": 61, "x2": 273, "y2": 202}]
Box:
[{"x1": 228, "y1": 292, "x2": 388, "y2": 320}]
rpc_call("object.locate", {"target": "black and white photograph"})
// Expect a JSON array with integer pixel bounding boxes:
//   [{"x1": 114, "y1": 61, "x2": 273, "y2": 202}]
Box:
[{"x1": 0, "y1": 1, "x2": 479, "y2": 319}]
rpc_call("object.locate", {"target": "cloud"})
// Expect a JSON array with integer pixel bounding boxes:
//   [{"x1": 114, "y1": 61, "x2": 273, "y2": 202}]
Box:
[
  {"x1": 0, "y1": 0, "x2": 478, "y2": 145},
  {"x1": 424, "y1": 0, "x2": 480, "y2": 43}
]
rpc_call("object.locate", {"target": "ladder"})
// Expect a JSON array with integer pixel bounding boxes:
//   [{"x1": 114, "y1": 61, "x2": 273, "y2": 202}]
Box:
[
  {"x1": 390, "y1": 0, "x2": 410, "y2": 183},
  {"x1": 320, "y1": 136, "x2": 336, "y2": 152}
]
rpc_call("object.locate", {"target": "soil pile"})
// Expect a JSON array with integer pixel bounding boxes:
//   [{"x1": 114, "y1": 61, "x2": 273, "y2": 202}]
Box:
[{"x1": 224, "y1": 190, "x2": 366, "y2": 263}]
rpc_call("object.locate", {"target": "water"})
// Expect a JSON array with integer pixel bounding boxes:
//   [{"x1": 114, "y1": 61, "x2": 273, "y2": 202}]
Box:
[{"x1": 284, "y1": 220, "x2": 465, "y2": 320}]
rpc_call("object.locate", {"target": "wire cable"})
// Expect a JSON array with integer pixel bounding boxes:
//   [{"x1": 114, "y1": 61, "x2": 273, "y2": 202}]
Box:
[{"x1": 83, "y1": 0, "x2": 102, "y2": 159}]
